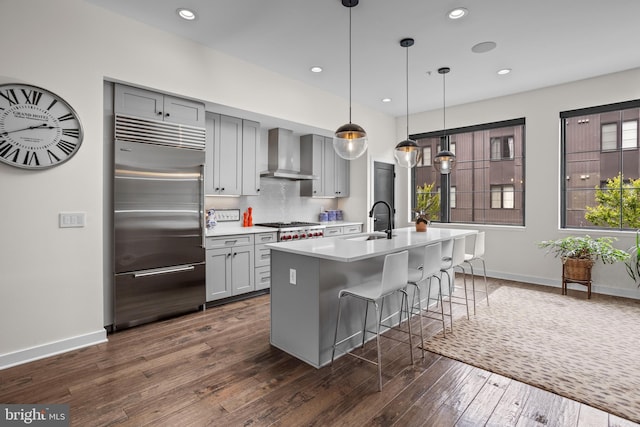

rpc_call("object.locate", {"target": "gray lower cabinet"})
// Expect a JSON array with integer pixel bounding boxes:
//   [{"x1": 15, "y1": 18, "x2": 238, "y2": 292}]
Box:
[
  {"x1": 114, "y1": 84, "x2": 205, "y2": 127},
  {"x1": 300, "y1": 134, "x2": 349, "y2": 197},
  {"x1": 206, "y1": 234, "x2": 255, "y2": 301},
  {"x1": 254, "y1": 232, "x2": 276, "y2": 290}
]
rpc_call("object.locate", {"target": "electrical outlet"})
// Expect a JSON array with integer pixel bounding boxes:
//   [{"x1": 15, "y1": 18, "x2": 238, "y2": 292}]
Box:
[
  {"x1": 59, "y1": 212, "x2": 86, "y2": 228},
  {"x1": 289, "y1": 268, "x2": 296, "y2": 285}
]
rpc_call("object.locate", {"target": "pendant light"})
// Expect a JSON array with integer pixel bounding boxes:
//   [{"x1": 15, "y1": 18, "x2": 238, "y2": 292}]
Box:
[
  {"x1": 333, "y1": 0, "x2": 368, "y2": 161},
  {"x1": 434, "y1": 66, "x2": 456, "y2": 174},
  {"x1": 394, "y1": 38, "x2": 420, "y2": 168}
]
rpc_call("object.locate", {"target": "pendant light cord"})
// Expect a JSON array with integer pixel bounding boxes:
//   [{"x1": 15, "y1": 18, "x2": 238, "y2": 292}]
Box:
[
  {"x1": 406, "y1": 43, "x2": 409, "y2": 139},
  {"x1": 442, "y1": 72, "x2": 446, "y2": 137},
  {"x1": 348, "y1": 6, "x2": 353, "y2": 124}
]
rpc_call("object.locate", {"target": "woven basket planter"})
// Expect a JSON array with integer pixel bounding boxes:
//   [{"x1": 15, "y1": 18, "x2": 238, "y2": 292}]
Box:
[{"x1": 561, "y1": 257, "x2": 594, "y2": 281}]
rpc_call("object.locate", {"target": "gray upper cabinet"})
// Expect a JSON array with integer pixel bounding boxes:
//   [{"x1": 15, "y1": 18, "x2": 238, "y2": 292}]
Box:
[
  {"x1": 300, "y1": 134, "x2": 325, "y2": 197},
  {"x1": 334, "y1": 153, "x2": 349, "y2": 197},
  {"x1": 242, "y1": 120, "x2": 261, "y2": 196},
  {"x1": 300, "y1": 134, "x2": 349, "y2": 198},
  {"x1": 205, "y1": 113, "x2": 242, "y2": 196},
  {"x1": 114, "y1": 84, "x2": 204, "y2": 128}
]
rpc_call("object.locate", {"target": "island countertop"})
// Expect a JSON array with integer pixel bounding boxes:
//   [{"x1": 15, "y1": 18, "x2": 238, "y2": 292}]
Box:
[{"x1": 266, "y1": 226, "x2": 476, "y2": 262}]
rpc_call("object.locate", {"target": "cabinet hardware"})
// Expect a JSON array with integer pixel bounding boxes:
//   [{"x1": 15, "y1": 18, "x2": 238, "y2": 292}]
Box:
[{"x1": 134, "y1": 265, "x2": 194, "y2": 278}]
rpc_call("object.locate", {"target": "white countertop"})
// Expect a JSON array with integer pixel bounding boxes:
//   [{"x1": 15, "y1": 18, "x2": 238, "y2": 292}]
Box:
[
  {"x1": 205, "y1": 221, "x2": 363, "y2": 237},
  {"x1": 266, "y1": 226, "x2": 476, "y2": 262},
  {"x1": 205, "y1": 223, "x2": 275, "y2": 237}
]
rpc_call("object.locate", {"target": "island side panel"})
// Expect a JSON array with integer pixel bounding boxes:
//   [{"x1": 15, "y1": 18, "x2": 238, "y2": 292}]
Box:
[{"x1": 270, "y1": 250, "x2": 321, "y2": 367}]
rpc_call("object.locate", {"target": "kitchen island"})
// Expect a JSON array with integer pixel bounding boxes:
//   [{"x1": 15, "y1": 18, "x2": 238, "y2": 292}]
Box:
[{"x1": 267, "y1": 226, "x2": 477, "y2": 368}]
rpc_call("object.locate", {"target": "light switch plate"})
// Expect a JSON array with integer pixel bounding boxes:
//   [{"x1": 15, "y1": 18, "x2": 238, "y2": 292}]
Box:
[
  {"x1": 59, "y1": 212, "x2": 86, "y2": 228},
  {"x1": 289, "y1": 268, "x2": 296, "y2": 285}
]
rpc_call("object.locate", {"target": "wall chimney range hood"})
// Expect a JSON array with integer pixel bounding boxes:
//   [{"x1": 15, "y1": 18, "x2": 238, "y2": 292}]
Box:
[{"x1": 260, "y1": 128, "x2": 318, "y2": 180}]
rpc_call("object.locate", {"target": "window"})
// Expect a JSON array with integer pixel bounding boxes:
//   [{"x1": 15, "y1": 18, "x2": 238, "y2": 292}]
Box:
[
  {"x1": 623, "y1": 120, "x2": 638, "y2": 149},
  {"x1": 450, "y1": 186, "x2": 456, "y2": 209},
  {"x1": 561, "y1": 100, "x2": 640, "y2": 229},
  {"x1": 490, "y1": 185, "x2": 514, "y2": 209},
  {"x1": 490, "y1": 136, "x2": 514, "y2": 160},
  {"x1": 601, "y1": 123, "x2": 617, "y2": 151},
  {"x1": 412, "y1": 118, "x2": 525, "y2": 226},
  {"x1": 418, "y1": 146, "x2": 431, "y2": 166}
]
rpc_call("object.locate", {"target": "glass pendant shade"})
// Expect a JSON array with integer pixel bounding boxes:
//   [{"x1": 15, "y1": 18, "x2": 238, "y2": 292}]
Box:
[
  {"x1": 394, "y1": 37, "x2": 419, "y2": 168},
  {"x1": 334, "y1": 122, "x2": 368, "y2": 160},
  {"x1": 394, "y1": 138, "x2": 419, "y2": 168},
  {"x1": 434, "y1": 150, "x2": 456, "y2": 174}
]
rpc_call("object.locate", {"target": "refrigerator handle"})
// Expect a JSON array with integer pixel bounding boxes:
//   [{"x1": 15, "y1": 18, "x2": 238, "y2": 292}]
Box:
[
  {"x1": 134, "y1": 265, "x2": 195, "y2": 278},
  {"x1": 200, "y1": 164, "x2": 206, "y2": 249}
]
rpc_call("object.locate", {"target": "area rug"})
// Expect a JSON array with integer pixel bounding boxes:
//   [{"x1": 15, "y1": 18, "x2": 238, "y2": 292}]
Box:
[{"x1": 422, "y1": 284, "x2": 640, "y2": 423}]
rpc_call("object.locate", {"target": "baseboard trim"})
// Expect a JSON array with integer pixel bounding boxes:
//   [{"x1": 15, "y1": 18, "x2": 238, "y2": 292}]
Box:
[
  {"x1": 485, "y1": 270, "x2": 640, "y2": 300},
  {"x1": 0, "y1": 329, "x2": 108, "y2": 370}
]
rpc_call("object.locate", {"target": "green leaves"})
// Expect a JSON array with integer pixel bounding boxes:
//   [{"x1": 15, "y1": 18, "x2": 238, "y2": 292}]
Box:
[
  {"x1": 414, "y1": 182, "x2": 440, "y2": 221},
  {"x1": 585, "y1": 173, "x2": 640, "y2": 229},
  {"x1": 538, "y1": 235, "x2": 629, "y2": 264}
]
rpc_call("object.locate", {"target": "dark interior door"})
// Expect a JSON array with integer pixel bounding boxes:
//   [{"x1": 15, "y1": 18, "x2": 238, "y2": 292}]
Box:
[{"x1": 373, "y1": 161, "x2": 395, "y2": 231}]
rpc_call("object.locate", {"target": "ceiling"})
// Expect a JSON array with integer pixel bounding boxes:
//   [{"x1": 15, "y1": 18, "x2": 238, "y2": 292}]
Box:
[{"x1": 87, "y1": 0, "x2": 640, "y2": 118}]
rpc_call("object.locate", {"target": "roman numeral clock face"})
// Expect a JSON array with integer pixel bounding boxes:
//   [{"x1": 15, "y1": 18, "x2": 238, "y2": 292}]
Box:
[{"x1": 0, "y1": 83, "x2": 83, "y2": 169}]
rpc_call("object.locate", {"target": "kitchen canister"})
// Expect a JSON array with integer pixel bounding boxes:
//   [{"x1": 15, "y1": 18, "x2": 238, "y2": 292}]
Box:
[
  {"x1": 336, "y1": 210, "x2": 344, "y2": 221},
  {"x1": 206, "y1": 209, "x2": 217, "y2": 229},
  {"x1": 319, "y1": 211, "x2": 328, "y2": 222},
  {"x1": 327, "y1": 210, "x2": 336, "y2": 221}
]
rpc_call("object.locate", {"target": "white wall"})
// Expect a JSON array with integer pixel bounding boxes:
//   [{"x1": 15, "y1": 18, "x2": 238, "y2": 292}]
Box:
[
  {"x1": 397, "y1": 67, "x2": 640, "y2": 299},
  {"x1": 0, "y1": 0, "x2": 394, "y2": 368}
]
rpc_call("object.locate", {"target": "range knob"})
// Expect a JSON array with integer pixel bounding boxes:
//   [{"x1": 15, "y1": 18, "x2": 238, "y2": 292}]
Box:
[
  {"x1": 300, "y1": 234, "x2": 307, "y2": 239},
  {"x1": 293, "y1": 234, "x2": 299, "y2": 239}
]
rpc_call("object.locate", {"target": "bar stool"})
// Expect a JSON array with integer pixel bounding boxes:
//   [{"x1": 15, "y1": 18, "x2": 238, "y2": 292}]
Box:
[
  {"x1": 441, "y1": 236, "x2": 470, "y2": 331},
  {"x1": 406, "y1": 242, "x2": 446, "y2": 358},
  {"x1": 463, "y1": 231, "x2": 489, "y2": 314},
  {"x1": 331, "y1": 250, "x2": 412, "y2": 391}
]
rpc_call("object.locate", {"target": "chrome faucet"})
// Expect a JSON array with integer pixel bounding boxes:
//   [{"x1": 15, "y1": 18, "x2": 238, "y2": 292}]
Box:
[{"x1": 369, "y1": 200, "x2": 393, "y2": 239}]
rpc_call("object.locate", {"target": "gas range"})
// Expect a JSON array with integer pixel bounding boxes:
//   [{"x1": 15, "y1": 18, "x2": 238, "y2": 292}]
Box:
[{"x1": 255, "y1": 221, "x2": 326, "y2": 241}]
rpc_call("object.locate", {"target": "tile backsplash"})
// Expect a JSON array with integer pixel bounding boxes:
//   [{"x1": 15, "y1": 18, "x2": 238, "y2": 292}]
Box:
[{"x1": 205, "y1": 179, "x2": 338, "y2": 224}]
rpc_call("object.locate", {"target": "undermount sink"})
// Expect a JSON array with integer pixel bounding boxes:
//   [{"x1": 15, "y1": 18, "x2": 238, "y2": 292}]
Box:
[{"x1": 343, "y1": 232, "x2": 392, "y2": 241}]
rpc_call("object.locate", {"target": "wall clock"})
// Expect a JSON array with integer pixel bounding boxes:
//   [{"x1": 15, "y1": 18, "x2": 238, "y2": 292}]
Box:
[{"x1": 0, "y1": 83, "x2": 83, "y2": 169}]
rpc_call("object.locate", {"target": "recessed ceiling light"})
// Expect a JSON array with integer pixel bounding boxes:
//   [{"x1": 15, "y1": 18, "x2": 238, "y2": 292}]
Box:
[
  {"x1": 471, "y1": 41, "x2": 497, "y2": 54},
  {"x1": 448, "y1": 7, "x2": 468, "y2": 20},
  {"x1": 381, "y1": 98, "x2": 392, "y2": 103},
  {"x1": 310, "y1": 66, "x2": 323, "y2": 73},
  {"x1": 497, "y1": 68, "x2": 512, "y2": 75},
  {"x1": 177, "y1": 8, "x2": 197, "y2": 21}
]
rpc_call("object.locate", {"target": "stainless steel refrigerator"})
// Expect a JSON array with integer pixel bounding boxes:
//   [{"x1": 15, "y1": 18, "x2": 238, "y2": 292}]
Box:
[{"x1": 113, "y1": 114, "x2": 206, "y2": 330}]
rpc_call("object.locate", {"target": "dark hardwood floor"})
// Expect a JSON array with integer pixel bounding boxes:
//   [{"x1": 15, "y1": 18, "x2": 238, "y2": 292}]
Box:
[{"x1": 1, "y1": 278, "x2": 638, "y2": 426}]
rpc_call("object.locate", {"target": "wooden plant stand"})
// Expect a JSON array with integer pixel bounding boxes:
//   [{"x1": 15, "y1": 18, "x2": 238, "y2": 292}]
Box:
[{"x1": 561, "y1": 257, "x2": 593, "y2": 299}]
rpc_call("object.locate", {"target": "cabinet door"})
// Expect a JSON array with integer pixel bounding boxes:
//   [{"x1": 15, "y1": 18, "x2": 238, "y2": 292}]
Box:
[
  {"x1": 206, "y1": 248, "x2": 231, "y2": 301},
  {"x1": 323, "y1": 137, "x2": 336, "y2": 197},
  {"x1": 204, "y1": 112, "x2": 220, "y2": 194},
  {"x1": 242, "y1": 120, "x2": 261, "y2": 196},
  {"x1": 163, "y1": 95, "x2": 205, "y2": 128},
  {"x1": 218, "y1": 115, "x2": 243, "y2": 196},
  {"x1": 114, "y1": 84, "x2": 164, "y2": 121},
  {"x1": 300, "y1": 134, "x2": 325, "y2": 197},
  {"x1": 231, "y1": 246, "x2": 254, "y2": 295},
  {"x1": 335, "y1": 153, "x2": 350, "y2": 197}
]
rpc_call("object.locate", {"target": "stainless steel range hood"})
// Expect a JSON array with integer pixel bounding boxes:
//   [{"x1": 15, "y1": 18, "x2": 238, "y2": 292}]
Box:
[{"x1": 260, "y1": 128, "x2": 318, "y2": 180}]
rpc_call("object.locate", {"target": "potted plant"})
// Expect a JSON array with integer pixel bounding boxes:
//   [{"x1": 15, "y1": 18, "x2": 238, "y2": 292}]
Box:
[
  {"x1": 624, "y1": 230, "x2": 640, "y2": 288},
  {"x1": 538, "y1": 235, "x2": 629, "y2": 296},
  {"x1": 413, "y1": 182, "x2": 440, "y2": 232}
]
